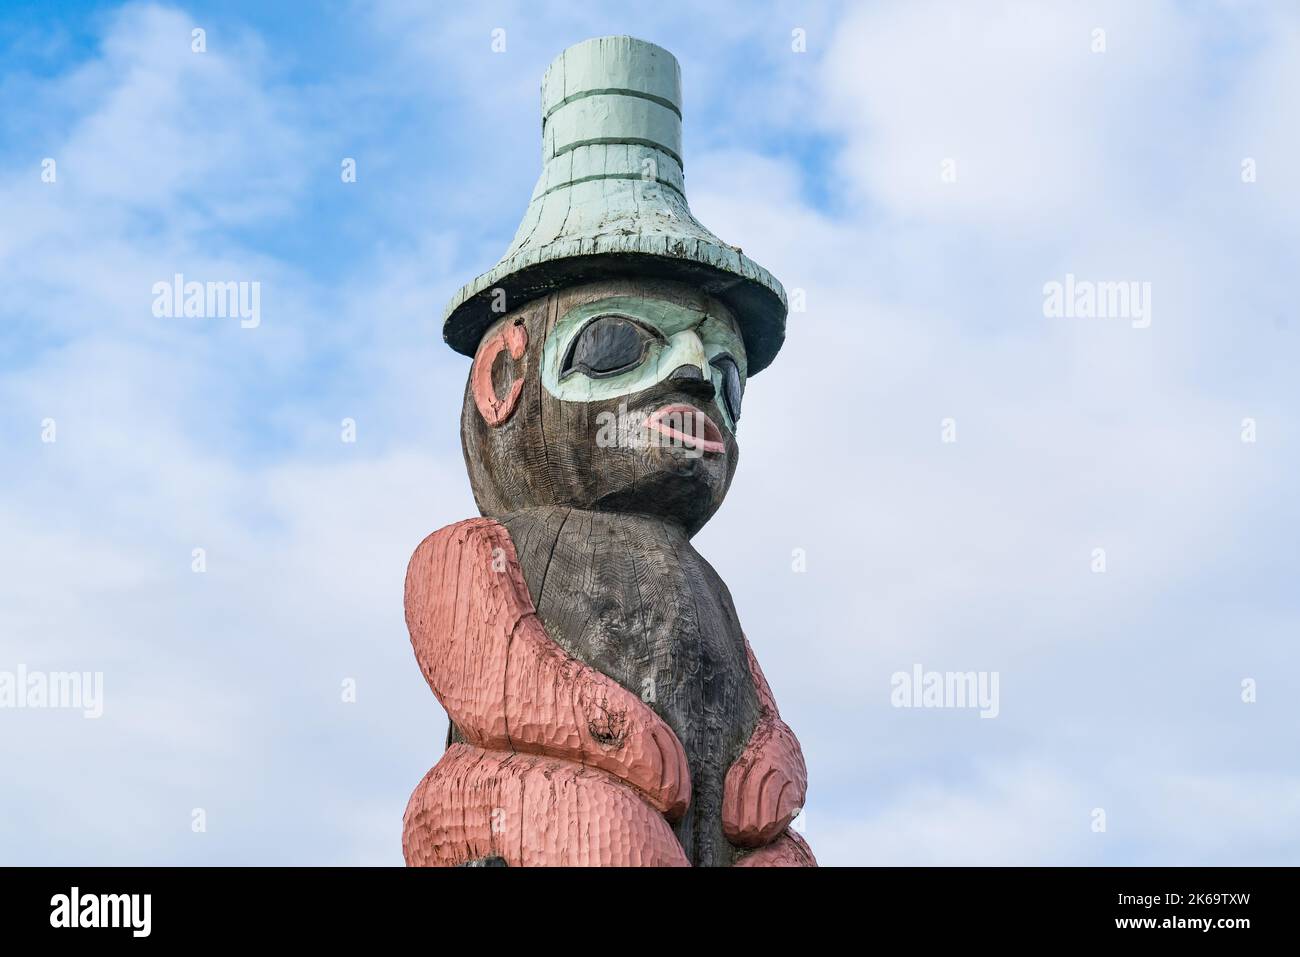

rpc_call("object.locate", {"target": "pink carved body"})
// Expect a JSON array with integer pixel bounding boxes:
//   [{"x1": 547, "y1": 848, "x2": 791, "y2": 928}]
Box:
[{"x1": 403, "y1": 518, "x2": 814, "y2": 867}]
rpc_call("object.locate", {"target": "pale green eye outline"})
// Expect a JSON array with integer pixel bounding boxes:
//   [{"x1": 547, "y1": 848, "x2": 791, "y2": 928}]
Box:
[{"x1": 542, "y1": 295, "x2": 747, "y2": 431}]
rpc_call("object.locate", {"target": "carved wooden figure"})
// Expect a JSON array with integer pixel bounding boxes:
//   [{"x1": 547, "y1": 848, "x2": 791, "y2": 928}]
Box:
[{"x1": 403, "y1": 36, "x2": 813, "y2": 867}]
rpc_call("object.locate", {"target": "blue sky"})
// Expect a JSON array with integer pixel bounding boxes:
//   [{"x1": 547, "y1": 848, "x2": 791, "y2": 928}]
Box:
[{"x1": 1, "y1": 0, "x2": 1297, "y2": 865}]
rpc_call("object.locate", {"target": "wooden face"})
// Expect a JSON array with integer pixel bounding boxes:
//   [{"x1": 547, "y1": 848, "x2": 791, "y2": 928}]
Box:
[{"x1": 460, "y1": 278, "x2": 745, "y2": 536}]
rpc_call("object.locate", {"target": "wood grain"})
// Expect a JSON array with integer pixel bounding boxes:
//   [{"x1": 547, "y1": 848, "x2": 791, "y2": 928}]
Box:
[
  {"x1": 722, "y1": 637, "x2": 808, "y2": 847},
  {"x1": 403, "y1": 744, "x2": 689, "y2": 867},
  {"x1": 734, "y1": 829, "x2": 818, "y2": 868}
]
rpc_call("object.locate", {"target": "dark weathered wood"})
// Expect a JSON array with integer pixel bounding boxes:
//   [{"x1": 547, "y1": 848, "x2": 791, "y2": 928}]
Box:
[{"x1": 501, "y1": 506, "x2": 760, "y2": 866}]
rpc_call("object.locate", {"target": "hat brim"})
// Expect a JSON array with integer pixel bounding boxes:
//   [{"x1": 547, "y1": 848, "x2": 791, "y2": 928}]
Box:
[{"x1": 443, "y1": 250, "x2": 787, "y2": 376}]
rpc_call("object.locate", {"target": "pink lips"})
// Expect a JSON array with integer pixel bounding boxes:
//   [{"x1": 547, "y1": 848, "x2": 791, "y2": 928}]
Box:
[{"x1": 644, "y1": 403, "x2": 726, "y2": 455}]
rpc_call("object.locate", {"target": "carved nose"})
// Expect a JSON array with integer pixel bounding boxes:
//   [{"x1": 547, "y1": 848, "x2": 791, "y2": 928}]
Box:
[
  {"x1": 668, "y1": 364, "x2": 703, "y2": 381},
  {"x1": 667, "y1": 363, "x2": 715, "y2": 399}
]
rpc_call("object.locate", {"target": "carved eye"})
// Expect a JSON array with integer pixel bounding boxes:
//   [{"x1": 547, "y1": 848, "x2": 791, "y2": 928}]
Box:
[
  {"x1": 710, "y1": 354, "x2": 743, "y2": 424},
  {"x1": 562, "y1": 315, "x2": 654, "y2": 379}
]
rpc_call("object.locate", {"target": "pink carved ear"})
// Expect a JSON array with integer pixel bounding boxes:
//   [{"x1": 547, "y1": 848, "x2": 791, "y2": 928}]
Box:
[{"x1": 471, "y1": 322, "x2": 528, "y2": 426}]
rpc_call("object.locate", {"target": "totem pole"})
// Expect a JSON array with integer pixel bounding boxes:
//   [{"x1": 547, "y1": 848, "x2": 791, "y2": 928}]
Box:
[{"x1": 403, "y1": 36, "x2": 813, "y2": 867}]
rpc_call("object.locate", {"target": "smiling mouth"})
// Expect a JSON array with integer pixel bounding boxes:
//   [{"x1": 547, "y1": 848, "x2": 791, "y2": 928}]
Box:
[{"x1": 644, "y1": 403, "x2": 726, "y2": 455}]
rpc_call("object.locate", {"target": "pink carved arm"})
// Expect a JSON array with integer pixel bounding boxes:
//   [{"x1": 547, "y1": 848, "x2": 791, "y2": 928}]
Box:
[
  {"x1": 722, "y1": 638, "x2": 809, "y2": 849},
  {"x1": 404, "y1": 518, "x2": 691, "y2": 818}
]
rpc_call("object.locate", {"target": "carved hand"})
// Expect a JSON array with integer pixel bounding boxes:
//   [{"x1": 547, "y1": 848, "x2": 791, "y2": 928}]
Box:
[{"x1": 723, "y1": 639, "x2": 810, "y2": 851}]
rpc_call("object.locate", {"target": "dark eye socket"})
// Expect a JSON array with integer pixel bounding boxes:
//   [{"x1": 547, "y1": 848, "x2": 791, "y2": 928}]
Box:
[
  {"x1": 710, "y1": 354, "x2": 743, "y2": 423},
  {"x1": 561, "y1": 315, "x2": 653, "y2": 379}
]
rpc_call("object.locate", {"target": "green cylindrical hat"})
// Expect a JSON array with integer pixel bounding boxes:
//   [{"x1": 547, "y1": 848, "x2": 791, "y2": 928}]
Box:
[{"x1": 442, "y1": 35, "x2": 787, "y2": 375}]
